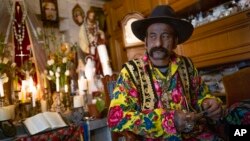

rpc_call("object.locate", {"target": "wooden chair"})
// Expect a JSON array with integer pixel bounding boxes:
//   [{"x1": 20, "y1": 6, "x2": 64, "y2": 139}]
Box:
[
  {"x1": 101, "y1": 74, "x2": 142, "y2": 141},
  {"x1": 222, "y1": 67, "x2": 250, "y2": 107}
]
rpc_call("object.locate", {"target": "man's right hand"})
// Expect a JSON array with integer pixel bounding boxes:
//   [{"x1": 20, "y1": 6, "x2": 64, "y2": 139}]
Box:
[{"x1": 174, "y1": 110, "x2": 204, "y2": 133}]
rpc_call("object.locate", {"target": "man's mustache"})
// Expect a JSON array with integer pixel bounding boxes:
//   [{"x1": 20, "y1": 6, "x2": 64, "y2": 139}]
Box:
[{"x1": 149, "y1": 47, "x2": 171, "y2": 57}]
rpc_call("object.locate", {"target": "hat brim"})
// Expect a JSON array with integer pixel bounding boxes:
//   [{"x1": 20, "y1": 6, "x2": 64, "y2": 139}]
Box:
[{"x1": 131, "y1": 16, "x2": 194, "y2": 44}]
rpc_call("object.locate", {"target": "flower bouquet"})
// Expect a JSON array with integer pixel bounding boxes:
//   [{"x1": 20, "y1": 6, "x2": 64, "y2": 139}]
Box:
[{"x1": 0, "y1": 33, "x2": 16, "y2": 104}]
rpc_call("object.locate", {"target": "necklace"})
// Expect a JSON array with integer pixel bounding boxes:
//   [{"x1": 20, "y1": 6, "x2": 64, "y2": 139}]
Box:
[
  {"x1": 84, "y1": 21, "x2": 98, "y2": 48},
  {"x1": 13, "y1": 20, "x2": 25, "y2": 50},
  {"x1": 153, "y1": 67, "x2": 172, "y2": 109}
]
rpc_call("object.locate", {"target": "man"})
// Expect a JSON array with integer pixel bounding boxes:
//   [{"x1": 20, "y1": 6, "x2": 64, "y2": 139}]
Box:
[
  {"x1": 42, "y1": 1, "x2": 57, "y2": 21},
  {"x1": 107, "y1": 5, "x2": 224, "y2": 140}
]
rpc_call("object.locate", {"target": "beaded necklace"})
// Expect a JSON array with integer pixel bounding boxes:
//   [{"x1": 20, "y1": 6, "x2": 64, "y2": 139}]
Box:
[
  {"x1": 12, "y1": 3, "x2": 27, "y2": 51},
  {"x1": 84, "y1": 20, "x2": 98, "y2": 48}
]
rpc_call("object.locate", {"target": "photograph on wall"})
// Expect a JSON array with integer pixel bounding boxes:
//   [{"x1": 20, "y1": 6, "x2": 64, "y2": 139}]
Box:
[{"x1": 40, "y1": 0, "x2": 59, "y2": 27}]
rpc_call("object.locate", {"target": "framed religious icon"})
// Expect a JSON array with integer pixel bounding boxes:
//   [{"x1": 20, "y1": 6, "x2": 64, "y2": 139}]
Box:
[
  {"x1": 72, "y1": 4, "x2": 85, "y2": 26},
  {"x1": 40, "y1": 0, "x2": 59, "y2": 27},
  {"x1": 121, "y1": 12, "x2": 144, "y2": 47}
]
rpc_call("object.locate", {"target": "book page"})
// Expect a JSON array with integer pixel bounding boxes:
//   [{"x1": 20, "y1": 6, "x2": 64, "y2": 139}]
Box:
[
  {"x1": 43, "y1": 112, "x2": 67, "y2": 129},
  {"x1": 23, "y1": 113, "x2": 51, "y2": 135}
]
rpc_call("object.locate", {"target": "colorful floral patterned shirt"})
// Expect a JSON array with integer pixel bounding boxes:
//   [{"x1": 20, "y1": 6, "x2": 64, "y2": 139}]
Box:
[{"x1": 107, "y1": 54, "x2": 219, "y2": 140}]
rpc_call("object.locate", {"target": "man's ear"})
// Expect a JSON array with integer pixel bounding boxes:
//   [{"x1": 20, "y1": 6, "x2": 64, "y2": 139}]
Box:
[
  {"x1": 173, "y1": 37, "x2": 178, "y2": 49},
  {"x1": 144, "y1": 38, "x2": 147, "y2": 48}
]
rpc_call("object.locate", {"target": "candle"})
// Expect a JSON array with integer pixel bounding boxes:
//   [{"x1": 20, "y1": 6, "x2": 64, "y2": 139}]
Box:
[
  {"x1": 83, "y1": 78, "x2": 88, "y2": 91},
  {"x1": 43, "y1": 74, "x2": 47, "y2": 88},
  {"x1": 64, "y1": 84, "x2": 68, "y2": 93},
  {"x1": 78, "y1": 76, "x2": 84, "y2": 95},
  {"x1": 0, "y1": 79, "x2": 4, "y2": 97},
  {"x1": 31, "y1": 86, "x2": 37, "y2": 107},
  {"x1": 56, "y1": 77, "x2": 60, "y2": 92},
  {"x1": 73, "y1": 95, "x2": 84, "y2": 108},
  {"x1": 41, "y1": 99, "x2": 47, "y2": 112},
  {"x1": 21, "y1": 80, "x2": 28, "y2": 102}
]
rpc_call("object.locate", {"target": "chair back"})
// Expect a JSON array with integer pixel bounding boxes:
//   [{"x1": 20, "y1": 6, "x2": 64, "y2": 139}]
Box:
[
  {"x1": 222, "y1": 67, "x2": 250, "y2": 107},
  {"x1": 101, "y1": 74, "x2": 118, "y2": 107}
]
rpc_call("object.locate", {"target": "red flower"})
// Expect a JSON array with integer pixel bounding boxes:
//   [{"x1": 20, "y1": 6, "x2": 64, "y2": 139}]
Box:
[
  {"x1": 129, "y1": 88, "x2": 138, "y2": 97},
  {"x1": 125, "y1": 114, "x2": 132, "y2": 119},
  {"x1": 162, "y1": 112, "x2": 176, "y2": 134},
  {"x1": 108, "y1": 106, "x2": 123, "y2": 127},
  {"x1": 172, "y1": 88, "x2": 182, "y2": 103},
  {"x1": 135, "y1": 119, "x2": 141, "y2": 126},
  {"x1": 154, "y1": 81, "x2": 162, "y2": 96},
  {"x1": 119, "y1": 85, "x2": 125, "y2": 91}
]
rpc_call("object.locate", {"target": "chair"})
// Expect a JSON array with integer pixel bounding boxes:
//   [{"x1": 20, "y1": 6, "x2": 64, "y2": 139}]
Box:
[
  {"x1": 222, "y1": 67, "x2": 250, "y2": 107},
  {"x1": 101, "y1": 74, "x2": 141, "y2": 141},
  {"x1": 101, "y1": 74, "x2": 118, "y2": 108}
]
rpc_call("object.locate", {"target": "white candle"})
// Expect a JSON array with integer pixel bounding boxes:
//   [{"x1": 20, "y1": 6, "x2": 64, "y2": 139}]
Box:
[
  {"x1": 78, "y1": 76, "x2": 84, "y2": 95},
  {"x1": 64, "y1": 84, "x2": 68, "y2": 93},
  {"x1": 31, "y1": 86, "x2": 37, "y2": 107},
  {"x1": 0, "y1": 79, "x2": 4, "y2": 97},
  {"x1": 56, "y1": 77, "x2": 60, "y2": 92},
  {"x1": 73, "y1": 95, "x2": 84, "y2": 108},
  {"x1": 83, "y1": 78, "x2": 88, "y2": 91},
  {"x1": 41, "y1": 99, "x2": 47, "y2": 112}
]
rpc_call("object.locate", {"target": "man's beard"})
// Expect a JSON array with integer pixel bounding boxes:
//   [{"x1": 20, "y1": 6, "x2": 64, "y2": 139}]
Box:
[{"x1": 148, "y1": 47, "x2": 172, "y2": 60}]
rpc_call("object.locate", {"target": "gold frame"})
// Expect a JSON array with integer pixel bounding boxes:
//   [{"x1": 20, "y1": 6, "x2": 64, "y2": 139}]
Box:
[{"x1": 121, "y1": 12, "x2": 144, "y2": 48}]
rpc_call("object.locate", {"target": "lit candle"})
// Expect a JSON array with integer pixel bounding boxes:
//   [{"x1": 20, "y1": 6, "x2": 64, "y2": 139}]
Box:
[
  {"x1": 64, "y1": 84, "x2": 68, "y2": 93},
  {"x1": 0, "y1": 79, "x2": 4, "y2": 97},
  {"x1": 21, "y1": 80, "x2": 27, "y2": 102},
  {"x1": 56, "y1": 77, "x2": 60, "y2": 92},
  {"x1": 43, "y1": 74, "x2": 47, "y2": 88}
]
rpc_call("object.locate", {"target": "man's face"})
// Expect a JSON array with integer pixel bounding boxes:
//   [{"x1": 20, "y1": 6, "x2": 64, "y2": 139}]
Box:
[
  {"x1": 44, "y1": 2, "x2": 56, "y2": 21},
  {"x1": 145, "y1": 23, "x2": 176, "y2": 61}
]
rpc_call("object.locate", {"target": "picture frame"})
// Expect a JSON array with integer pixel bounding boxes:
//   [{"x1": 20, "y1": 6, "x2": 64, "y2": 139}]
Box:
[
  {"x1": 40, "y1": 0, "x2": 59, "y2": 27},
  {"x1": 121, "y1": 12, "x2": 144, "y2": 48},
  {"x1": 72, "y1": 4, "x2": 85, "y2": 26}
]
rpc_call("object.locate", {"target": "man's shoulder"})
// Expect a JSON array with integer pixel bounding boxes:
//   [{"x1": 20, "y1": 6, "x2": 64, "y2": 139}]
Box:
[{"x1": 123, "y1": 58, "x2": 144, "y2": 66}]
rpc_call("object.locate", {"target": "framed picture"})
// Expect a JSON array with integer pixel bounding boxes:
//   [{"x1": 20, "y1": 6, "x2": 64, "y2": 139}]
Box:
[
  {"x1": 40, "y1": 0, "x2": 59, "y2": 27},
  {"x1": 72, "y1": 4, "x2": 85, "y2": 26},
  {"x1": 121, "y1": 12, "x2": 144, "y2": 47}
]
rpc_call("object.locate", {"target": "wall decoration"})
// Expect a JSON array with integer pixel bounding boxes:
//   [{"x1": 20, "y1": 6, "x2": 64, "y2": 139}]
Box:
[
  {"x1": 72, "y1": 4, "x2": 85, "y2": 26},
  {"x1": 121, "y1": 12, "x2": 144, "y2": 47},
  {"x1": 40, "y1": 0, "x2": 59, "y2": 27}
]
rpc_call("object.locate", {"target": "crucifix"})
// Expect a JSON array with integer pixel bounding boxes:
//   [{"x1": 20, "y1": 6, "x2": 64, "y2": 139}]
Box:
[{"x1": 15, "y1": 50, "x2": 30, "y2": 66}]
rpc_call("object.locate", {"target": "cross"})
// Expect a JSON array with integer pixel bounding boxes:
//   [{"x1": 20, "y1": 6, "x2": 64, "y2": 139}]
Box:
[{"x1": 15, "y1": 50, "x2": 29, "y2": 66}]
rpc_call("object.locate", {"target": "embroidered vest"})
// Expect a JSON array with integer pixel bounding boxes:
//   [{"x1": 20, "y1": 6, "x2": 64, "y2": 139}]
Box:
[{"x1": 124, "y1": 56, "x2": 195, "y2": 111}]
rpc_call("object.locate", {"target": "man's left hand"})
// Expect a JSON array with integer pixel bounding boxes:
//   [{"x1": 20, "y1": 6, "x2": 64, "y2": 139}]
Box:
[{"x1": 202, "y1": 98, "x2": 223, "y2": 121}]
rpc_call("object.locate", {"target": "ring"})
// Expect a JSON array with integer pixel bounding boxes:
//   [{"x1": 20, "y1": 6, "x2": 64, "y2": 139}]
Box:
[{"x1": 182, "y1": 121, "x2": 194, "y2": 133}]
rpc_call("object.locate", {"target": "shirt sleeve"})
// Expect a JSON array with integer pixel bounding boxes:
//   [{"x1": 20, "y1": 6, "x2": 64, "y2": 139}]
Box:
[
  {"x1": 191, "y1": 67, "x2": 222, "y2": 111},
  {"x1": 107, "y1": 67, "x2": 181, "y2": 139}
]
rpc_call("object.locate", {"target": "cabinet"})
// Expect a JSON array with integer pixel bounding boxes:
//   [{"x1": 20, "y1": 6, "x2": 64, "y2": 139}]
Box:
[{"x1": 176, "y1": 9, "x2": 250, "y2": 68}]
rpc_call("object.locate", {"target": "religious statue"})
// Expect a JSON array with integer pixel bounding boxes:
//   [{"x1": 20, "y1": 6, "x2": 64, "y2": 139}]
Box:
[{"x1": 78, "y1": 8, "x2": 112, "y2": 77}]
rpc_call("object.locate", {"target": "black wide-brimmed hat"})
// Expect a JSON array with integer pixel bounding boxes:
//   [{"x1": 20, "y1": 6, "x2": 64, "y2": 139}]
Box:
[{"x1": 131, "y1": 5, "x2": 193, "y2": 44}]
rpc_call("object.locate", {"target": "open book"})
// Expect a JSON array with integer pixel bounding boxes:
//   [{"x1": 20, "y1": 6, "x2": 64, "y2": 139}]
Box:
[{"x1": 23, "y1": 112, "x2": 68, "y2": 135}]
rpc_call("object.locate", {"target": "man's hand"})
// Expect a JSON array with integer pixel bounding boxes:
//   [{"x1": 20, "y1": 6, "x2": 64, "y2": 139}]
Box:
[
  {"x1": 202, "y1": 98, "x2": 223, "y2": 121},
  {"x1": 174, "y1": 111, "x2": 203, "y2": 133}
]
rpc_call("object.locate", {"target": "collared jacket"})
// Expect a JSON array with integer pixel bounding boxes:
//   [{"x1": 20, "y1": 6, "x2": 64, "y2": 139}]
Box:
[{"x1": 107, "y1": 53, "x2": 220, "y2": 140}]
